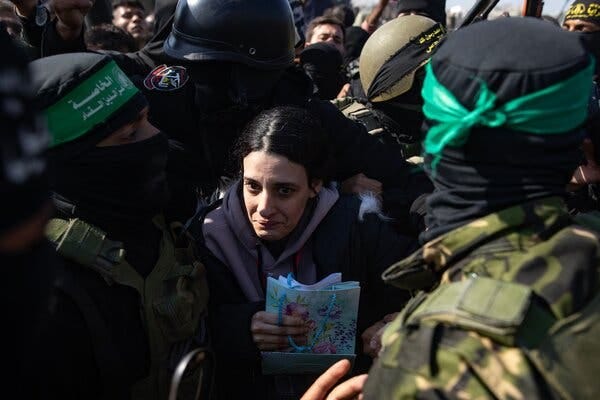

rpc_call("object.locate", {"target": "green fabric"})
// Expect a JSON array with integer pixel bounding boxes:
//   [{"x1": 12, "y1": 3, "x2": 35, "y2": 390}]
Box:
[
  {"x1": 45, "y1": 61, "x2": 139, "y2": 148},
  {"x1": 421, "y1": 61, "x2": 594, "y2": 171}
]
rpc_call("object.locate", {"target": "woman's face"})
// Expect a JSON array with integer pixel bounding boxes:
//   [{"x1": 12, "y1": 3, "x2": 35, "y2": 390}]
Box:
[{"x1": 242, "y1": 151, "x2": 322, "y2": 241}]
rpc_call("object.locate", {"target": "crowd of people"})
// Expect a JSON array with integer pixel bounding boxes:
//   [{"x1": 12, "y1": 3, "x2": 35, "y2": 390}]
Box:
[{"x1": 2, "y1": 0, "x2": 600, "y2": 399}]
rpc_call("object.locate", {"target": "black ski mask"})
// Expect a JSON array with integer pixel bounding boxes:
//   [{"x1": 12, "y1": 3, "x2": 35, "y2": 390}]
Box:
[
  {"x1": 190, "y1": 62, "x2": 282, "y2": 119},
  {"x1": 371, "y1": 67, "x2": 426, "y2": 143},
  {"x1": 300, "y1": 42, "x2": 346, "y2": 100},
  {"x1": 578, "y1": 31, "x2": 600, "y2": 74},
  {"x1": 50, "y1": 132, "x2": 170, "y2": 227}
]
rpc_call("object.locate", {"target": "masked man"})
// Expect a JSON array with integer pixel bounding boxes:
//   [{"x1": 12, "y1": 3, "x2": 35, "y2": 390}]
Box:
[{"x1": 31, "y1": 52, "x2": 208, "y2": 400}]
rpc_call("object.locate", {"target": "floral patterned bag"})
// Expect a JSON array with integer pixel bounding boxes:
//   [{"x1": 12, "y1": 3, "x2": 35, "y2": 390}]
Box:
[{"x1": 262, "y1": 273, "x2": 360, "y2": 375}]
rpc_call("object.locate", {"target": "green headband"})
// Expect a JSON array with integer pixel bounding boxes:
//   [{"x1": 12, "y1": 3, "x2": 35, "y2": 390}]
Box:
[
  {"x1": 422, "y1": 60, "x2": 594, "y2": 171},
  {"x1": 45, "y1": 61, "x2": 139, "y2": 148}
]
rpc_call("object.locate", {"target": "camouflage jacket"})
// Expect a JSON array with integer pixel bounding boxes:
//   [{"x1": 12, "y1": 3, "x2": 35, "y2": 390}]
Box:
[{"x1": 363, "y1": 197, "x2": 600, "y2": 399}]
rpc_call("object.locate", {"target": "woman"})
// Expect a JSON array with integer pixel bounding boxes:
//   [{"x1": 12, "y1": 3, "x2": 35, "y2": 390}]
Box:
[{"x1": 197, "y1": 106, "x2": 414, "y2": 399}]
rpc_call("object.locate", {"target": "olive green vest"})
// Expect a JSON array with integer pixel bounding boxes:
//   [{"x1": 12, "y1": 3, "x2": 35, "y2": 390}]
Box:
[{"x1": 46, "y1": 215, "x2": 209, "y2": 400}]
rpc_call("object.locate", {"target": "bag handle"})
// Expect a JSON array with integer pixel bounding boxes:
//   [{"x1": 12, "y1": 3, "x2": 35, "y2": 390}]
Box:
[{"x1": 277, "y1": 292, "x2": 338, "y2": 353}]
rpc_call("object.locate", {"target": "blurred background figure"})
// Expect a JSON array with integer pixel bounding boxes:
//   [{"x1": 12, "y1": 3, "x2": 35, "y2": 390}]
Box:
[
  {"x1": 111, "y1": 0, "x2": 150, "y2": 50},
  {"x1": 0, "y1": 27, "x2": 56, "y2": 398},
  {"x1": 321, "y1": 3, "x2": 367, "y2": 95},
  {"x1": 396, "y1": 0, "x2": 447, "y2": 25},
  {"x1": 323, "y1": 3, "x2": 356, "y2": 27},
  {"x1": 447, "y1": 5, "x2": 464, "y2": 29},
  {"x1": 305, "y1": 15, "x2": 346, "y2": 56},
  {"x1": 85, "y1": 23, "x2": 138, "y2": 52},
  {"x1": 300, "y1": 41, "x2": 346, "y2": 99},
  {"x1": 561, "y1": 0, "x2": 600, "y2": 212},
  {"x1": 0, "y1": 0, "x2": 23, "y2": 39}
]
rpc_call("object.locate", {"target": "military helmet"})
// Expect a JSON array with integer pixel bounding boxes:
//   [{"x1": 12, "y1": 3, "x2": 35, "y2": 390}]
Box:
[
  {"x1": 164, "y1": 0, "x2": 296, "y2": 70},
  {"x1": 360, "y1": 15, "x2": 444, "y2": 102}
]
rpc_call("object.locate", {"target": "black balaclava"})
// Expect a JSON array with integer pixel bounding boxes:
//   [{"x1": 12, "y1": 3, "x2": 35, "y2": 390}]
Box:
[
  {"x1": 300, "y1": 42, "x2": 346, "y2": 100},
  {"x1": 188, "y1": 62, "x2": 283, "y2": 181},
  {"x1": 578, "y1": 31, "x2": 600, "y2": 74},
  {"x1": 372, "y1": 67, "x2": 426, "y2": 143},
  {"x1": 50, "y1": 132, "x2": 169, "y2": 278},
  {"x1": 49, "y1": 132, "x2": 170, "y2": 228},
  {"x1": 190, "y1": 62, "x2": 282, "y2": 117},
  {"x1": 420, "y1": 17, "x2": 591, "y2": 243},
  {"x1": 30, "y1": 53, "x2": 170, "y2": 227},
  {"x1": 396, "y1": 0, "x2": 447, "y2": 26},
  {"x1": 31, "y1": 53, "x2": 170, "y2": 274}
]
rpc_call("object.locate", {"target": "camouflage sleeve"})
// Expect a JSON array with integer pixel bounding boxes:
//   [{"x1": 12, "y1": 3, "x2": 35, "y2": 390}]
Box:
[{"x1": 363, "y1": 321, "x2": 545, "y2": 400}]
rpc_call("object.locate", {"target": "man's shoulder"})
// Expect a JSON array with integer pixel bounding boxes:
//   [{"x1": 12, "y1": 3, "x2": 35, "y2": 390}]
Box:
[{"x1": 363, "y1": 314, "x2": 543, "y2": 399}]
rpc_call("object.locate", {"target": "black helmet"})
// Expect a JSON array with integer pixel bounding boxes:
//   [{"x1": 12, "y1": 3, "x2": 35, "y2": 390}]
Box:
[{"x1": 164, "y1": 0, "x2": 295, "y2": 70}]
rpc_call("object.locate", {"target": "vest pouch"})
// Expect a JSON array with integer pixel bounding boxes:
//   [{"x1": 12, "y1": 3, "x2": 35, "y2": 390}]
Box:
[
  {"x1": 153, "y1": 260, "x2": 208, "y2": 342},
  {"x1": 406, "y1": 277, "x2": 543, "y2": 346},
  {"x1": 46, "y1": 218, "x2": 125, "y2": 281},
  {"x1": 526, "y1": 292, "x2": 600, "y2": 400}
]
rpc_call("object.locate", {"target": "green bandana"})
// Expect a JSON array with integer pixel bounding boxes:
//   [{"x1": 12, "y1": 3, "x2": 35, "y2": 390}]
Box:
[
  {"x1": 422, "y1": 60, "x2": 594, "y2": 171},
  {"x1": 45, "y1": 61, "x2": 139, "y2": 148}
]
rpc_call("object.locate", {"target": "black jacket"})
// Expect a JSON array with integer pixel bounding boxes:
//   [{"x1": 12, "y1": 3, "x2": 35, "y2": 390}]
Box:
[{"x1": 197, "y1": 194, "x2": 415, "y2": 399}]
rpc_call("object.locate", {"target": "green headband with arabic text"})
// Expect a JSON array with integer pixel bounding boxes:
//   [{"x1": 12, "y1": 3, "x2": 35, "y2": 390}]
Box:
[
  {"x1": 45, "y1": 61, "x2": 140, "y2": 148},
  {"x1": 421, "y1": 59, "x2": 594, "y2": 172}
]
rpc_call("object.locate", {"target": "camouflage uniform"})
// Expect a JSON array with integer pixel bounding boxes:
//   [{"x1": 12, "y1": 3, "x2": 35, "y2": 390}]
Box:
[{"x1": 363, "y1": 196, "x2": 600, "y2": 399}]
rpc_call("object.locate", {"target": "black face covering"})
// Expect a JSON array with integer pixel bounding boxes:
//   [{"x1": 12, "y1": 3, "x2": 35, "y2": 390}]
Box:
[
  {"x1": 578, "y1": 31, "x2": 600, "y2": 75},
  {"x1": 420, "y1": 126, "x2": 584, "y2": 243},
  {"x1": 191, "y1": 63, "x2": 281, "y2": 117},
  {"x1": 372, "y1": 102, "x2": 424, "y2": 143},
  {"x1": 51, "y1": 132, "x2": 170, "y2": 228},
  {"x1": 371, "y1": 68, "x2": 426, "y2": 142},
  {"x1": 300, "y1": 42, "x2": 346, "y2": 100}
]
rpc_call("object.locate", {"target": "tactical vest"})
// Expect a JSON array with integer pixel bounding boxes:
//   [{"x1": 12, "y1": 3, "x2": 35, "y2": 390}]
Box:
[
  {"x1": 332, "y1": 97, "x2": 422, "y2": 161},
  {"x1": 45, "y1": 216, "x2": 209, "y2": 400},
  {"x1": 379, "y1": 276, "x2": 600, "y2": 399}
]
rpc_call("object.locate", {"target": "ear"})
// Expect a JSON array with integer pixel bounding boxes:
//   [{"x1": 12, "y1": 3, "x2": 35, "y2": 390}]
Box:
[{"x1": 309, "y1": 179, "x2": 323, "y2": 198}]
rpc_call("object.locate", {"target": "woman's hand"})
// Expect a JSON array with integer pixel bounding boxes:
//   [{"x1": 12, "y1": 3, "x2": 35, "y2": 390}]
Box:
[
  {"x1": 250, "y1": 311, "x2": 309, "y2": 351},
  {"x1": 301, "y1": 359, "x2": 367, "y2": 400}
]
